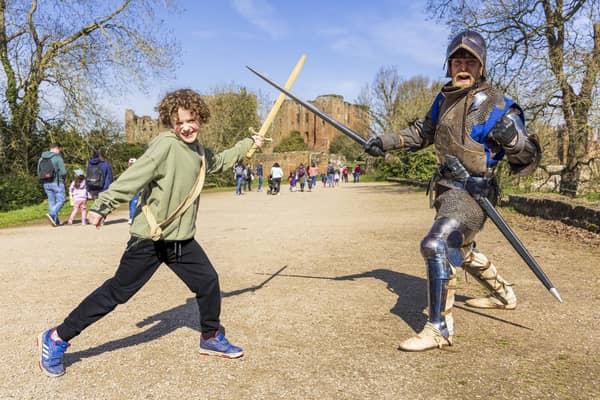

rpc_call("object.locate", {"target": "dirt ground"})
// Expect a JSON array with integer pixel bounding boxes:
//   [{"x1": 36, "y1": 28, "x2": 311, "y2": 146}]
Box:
[{"x1": 1, "y1": 182, "x2": 598, "y2": 400}]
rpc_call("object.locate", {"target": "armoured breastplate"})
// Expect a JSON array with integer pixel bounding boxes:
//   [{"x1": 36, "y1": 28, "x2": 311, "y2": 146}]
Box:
[{"x1": 433, "y1": 84, "x2": 505, "y2": 175}]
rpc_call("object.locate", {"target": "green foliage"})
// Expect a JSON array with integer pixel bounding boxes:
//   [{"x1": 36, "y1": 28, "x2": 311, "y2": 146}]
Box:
[
  {"x1": 106, "y1": 142, "x2": 148, "y2": 177},
  {"x1": 494, "y1": 161, "x2": 545, "y2": 196},
  {"x1": 205, "y1": 170, "x2": 236, "y2": 188},
  {"x1": 273, "y1": 131, "x2": 307, "y2": 152},
  {"x1": 329, "y1": 134, "x2": 363, "y2": 161},
  {"x1": 0, "y1": 174, "x2": 46, "y2": 212},
  {"x1": 581, "y1": 192, "x2": 600, "y2": 202},
  {"x1": 373, "y1": 148, "x2": 437, "y2": 181},
  {"x1": 0, "y1": 1, "x2": 176, "y2": 177},
  {"x1": 357, "y1": 70, "x2": 444, "y2": 134},
  {"x1": 202, "y1": 86, "x2": 260, "y2": 152}
]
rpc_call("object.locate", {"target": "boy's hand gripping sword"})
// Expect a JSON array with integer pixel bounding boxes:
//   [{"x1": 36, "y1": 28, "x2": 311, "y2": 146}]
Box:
[
  {"x1": 245, "y1": 55, "x2": 306, "y2": 160},
  {"x1": 248, "y1": 65, "x2": 563, "y2": 304}
]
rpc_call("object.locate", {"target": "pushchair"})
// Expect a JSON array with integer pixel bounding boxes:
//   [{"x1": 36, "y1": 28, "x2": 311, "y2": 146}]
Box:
[{"x1": 266, "y1": 175, "x2": 275, "y2": 195}]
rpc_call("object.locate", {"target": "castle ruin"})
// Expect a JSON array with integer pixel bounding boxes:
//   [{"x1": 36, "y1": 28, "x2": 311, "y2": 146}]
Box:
[
  {"x1": 269, "y1": 94, "x2": 368, "y2": 152},
  {"x1": 124, "y1": 109, "x2": 162, "y2": 144},
  {"x1": 124, "y1": 95, "x2": 368, "y2": 153}
]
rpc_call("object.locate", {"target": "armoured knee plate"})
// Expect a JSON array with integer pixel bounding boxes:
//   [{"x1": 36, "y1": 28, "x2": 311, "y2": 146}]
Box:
[{"x1": 420, "y1": 217, "x2": 463, "y2": 338}]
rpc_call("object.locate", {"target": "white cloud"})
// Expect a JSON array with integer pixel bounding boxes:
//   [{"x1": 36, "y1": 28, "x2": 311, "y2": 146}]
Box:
[{"x1": 231, "y1": 0, "x2": 288, "y2": 39}]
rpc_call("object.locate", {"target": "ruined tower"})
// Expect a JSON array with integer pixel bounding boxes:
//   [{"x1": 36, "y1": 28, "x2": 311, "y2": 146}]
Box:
[{"x1": 269, "y1": 95, "x2": 368, "y2": 152}]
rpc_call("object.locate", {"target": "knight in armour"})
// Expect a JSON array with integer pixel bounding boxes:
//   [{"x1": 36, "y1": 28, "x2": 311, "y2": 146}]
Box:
[{"x1": 364, "y1": 30, "x2": 541, "y2": 351}]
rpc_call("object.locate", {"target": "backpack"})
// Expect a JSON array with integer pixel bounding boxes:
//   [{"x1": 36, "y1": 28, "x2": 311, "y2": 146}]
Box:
[
  {"x1": 86, "y1": 163, "x2": 105, "y2": 191},
  {"x1": 38, "y1": 157, "x2": 56, "y2": 181},
  {"x1": 298, "y1": 166, "x2": 305, "y2": 177},
  {"x1": 327, "y1": 165, "x2": 334, "y2": 174}
]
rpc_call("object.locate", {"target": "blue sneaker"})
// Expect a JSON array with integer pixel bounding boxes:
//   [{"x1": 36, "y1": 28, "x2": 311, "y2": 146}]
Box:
[
  {"x1": 199, "y1": 332, "x2": 243, "y2": 359},
  {"x1": 37, "y1": 328, "x2": 70, "y2": 377}
]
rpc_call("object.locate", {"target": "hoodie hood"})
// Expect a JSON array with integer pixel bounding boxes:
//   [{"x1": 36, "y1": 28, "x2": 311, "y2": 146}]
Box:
[{"x1": 41, "y1": 151, "x2": 56, "y2": 159}]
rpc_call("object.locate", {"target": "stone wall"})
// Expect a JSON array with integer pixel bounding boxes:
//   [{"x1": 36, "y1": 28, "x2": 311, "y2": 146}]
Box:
[
  {"x1": 125, "y1": 109, "x2": 161, "y2": 144},
  {"x1": 124, "y1": 94, "x2": 368, "y2": 152},
  {"x1": 269, "y1": 95, "x2": 368, "y2": 153},
  {"x1": 507, "y1": 195, "x2": 600, "y2": 233},
  {"x1": 530, "y1": 161, "x2": 599, "y2": 194}
]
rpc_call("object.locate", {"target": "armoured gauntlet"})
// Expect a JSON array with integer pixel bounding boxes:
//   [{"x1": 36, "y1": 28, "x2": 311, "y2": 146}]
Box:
[
  {"x1": 491, "y1": 108, "x2": 541, "y2": 176},
  {"x1": 363, "y1": 136, "x2": 385, "y2": 157}
]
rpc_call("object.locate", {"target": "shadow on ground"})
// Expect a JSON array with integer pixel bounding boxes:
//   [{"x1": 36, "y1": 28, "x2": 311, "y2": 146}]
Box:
[
  {"x1": 64, "y1": 266, "x2": 530, "y2": 366},
  {"x1": 64, "y1": 265, "x2": 288, "y2": 366},
  {"x1": 268, "y1": 268, "x2": 532, "y2": 332}
]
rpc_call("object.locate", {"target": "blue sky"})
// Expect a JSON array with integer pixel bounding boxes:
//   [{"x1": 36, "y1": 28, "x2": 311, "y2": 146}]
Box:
[{"x1": 112, "y1": 0, "x2": 450, "y2": 119}]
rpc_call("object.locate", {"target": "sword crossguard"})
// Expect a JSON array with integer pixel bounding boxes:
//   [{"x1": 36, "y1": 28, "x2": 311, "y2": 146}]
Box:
[{"x1": 248, "y1": 127, "x2": 272, "y2": 141}]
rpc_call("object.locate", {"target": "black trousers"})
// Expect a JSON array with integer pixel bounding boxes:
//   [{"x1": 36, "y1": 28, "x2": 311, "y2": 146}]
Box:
[
  {"x1": 273, "y1": 177, "x2": 282, "y2": 193},
  {"x1": 57, "y1": 237, "x2": 221, "y2": 342}
]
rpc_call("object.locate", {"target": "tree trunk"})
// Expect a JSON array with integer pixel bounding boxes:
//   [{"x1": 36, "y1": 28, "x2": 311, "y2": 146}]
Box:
[{"x1": 559, "y1": 124, "x2": 589, "y2": 197}]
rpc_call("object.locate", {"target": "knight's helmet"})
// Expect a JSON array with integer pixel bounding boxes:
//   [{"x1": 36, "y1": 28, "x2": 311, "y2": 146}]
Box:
[{"x1": 445, "y1": 30, "x2": 487, "y2": 78}]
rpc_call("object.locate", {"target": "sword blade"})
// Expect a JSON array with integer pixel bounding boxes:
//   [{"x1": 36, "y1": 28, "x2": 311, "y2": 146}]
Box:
[
  {"x1": 246, "y1": 55, "x2": 306, "y2": 159},
  {"x1": 247, "y1": 65, "x2": 367, "y2": 147},
  {"x1": 477, "y1": 196, "x2": 563, "y2": 303}
]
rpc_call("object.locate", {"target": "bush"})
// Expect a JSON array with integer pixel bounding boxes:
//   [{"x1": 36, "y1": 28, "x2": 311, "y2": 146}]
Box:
[
  {"x1": 273, "y1": 131, "x2": 306, "y2": 152},
  {"x1": 205, "y1": 170, "x2": 236, "y2": 187},
  {"x1": 0, "y1": 174, "x2": 46, "y2": 211},
  {"x1": 107, "y1": 142, "x2": 147, "y2": 177},
  {"x1": 329, "y1": 134, "x2": 362, "y2": 161},
  {"x1": 373, "y1": 148, "x2": 437, "y2": 181}
]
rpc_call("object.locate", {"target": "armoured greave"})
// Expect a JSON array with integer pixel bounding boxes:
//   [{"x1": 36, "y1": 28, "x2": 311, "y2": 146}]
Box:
[
  {"x1": 399, "y1": 217, "x2": 466, "y2": 351},
  {"x1": 463, "y1": 249, "x2": 517, "y2": 309},
  {"x1": 423, "y1": 237, "x2": 456, "y2": 339}
]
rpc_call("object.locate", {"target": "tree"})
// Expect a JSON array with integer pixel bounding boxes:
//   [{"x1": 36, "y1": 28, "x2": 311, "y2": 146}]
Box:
[
  {"x1": 273, "y1": 131, "x2": 306, "y2": 152},
  {"x1": 0, "y1": 0, "x2": 177, "y2": 175},
  {"x1": 426, "y1": 0, "x2": 600, "y2": 196},
  {"x1": 357, "y1": 68, "x2": 444, "y2": 134},
  {"x1": 201, "y1": 85, "x2": 260, "y2": 153},
  {"x1": 356, "y1": 68, "x2": 443, "y2": 178},
  {"x1": 329, "y1": 134, "x2": 362, "y2": 161}
]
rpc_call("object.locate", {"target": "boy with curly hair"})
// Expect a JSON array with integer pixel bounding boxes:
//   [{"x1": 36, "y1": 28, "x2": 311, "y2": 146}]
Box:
[{"x1": 38, "y1": 88, "x2": 263, "y2": 377}]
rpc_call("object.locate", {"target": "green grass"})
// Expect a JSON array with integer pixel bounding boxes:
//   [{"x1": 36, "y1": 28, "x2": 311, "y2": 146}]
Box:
[
  {"x1": 0, "y1": 187, "x2": 240, "y2": 229},
  {"x1": 581, "y1": 191, "x2": 600, "y2": 202},
  {"x1": 202, "y1": 185, "x2": 236, "y2": 193},
  {"x1": 0, "y1": 201, "x2": 80, "y2": 228}
]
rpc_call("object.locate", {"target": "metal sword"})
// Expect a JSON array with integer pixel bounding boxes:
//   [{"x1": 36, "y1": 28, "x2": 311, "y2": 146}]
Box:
[
  {"x1": 245, "y1": 55, "x2": 307, "y2": 159},
  {"x1": 443, "y1": 155, "x2": 563, "y2": 303},
  {"x1": 249, "y1": 65, "x2": 563, "y2": 304},
  {"x1": 246, "y1": 65, "x2": 368, "y2": 147}
]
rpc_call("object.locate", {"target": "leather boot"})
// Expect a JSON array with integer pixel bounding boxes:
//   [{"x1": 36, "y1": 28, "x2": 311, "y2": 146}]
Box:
[
  {"x1": 399, "y1": 322, "x2": 452, "y2": 351},
  {"x1": 463, "y1": 249, "x2": 517, "y2": 309}
]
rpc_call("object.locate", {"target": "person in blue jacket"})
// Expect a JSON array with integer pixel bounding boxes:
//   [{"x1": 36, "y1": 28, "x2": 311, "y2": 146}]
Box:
[{"x1": 86, "y1": 148, "x2": 114, "y2": 199}]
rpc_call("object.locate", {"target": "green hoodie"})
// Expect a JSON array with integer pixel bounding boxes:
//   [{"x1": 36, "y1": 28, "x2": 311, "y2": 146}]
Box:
[{"x1": 91, "y1": 131, "x2": 253, "y2": 241}]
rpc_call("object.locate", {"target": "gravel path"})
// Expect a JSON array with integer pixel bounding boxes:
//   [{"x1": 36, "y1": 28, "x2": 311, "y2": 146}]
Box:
[{"x1": 1, "y1": 182, "x2": 598, "y2": 400}]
